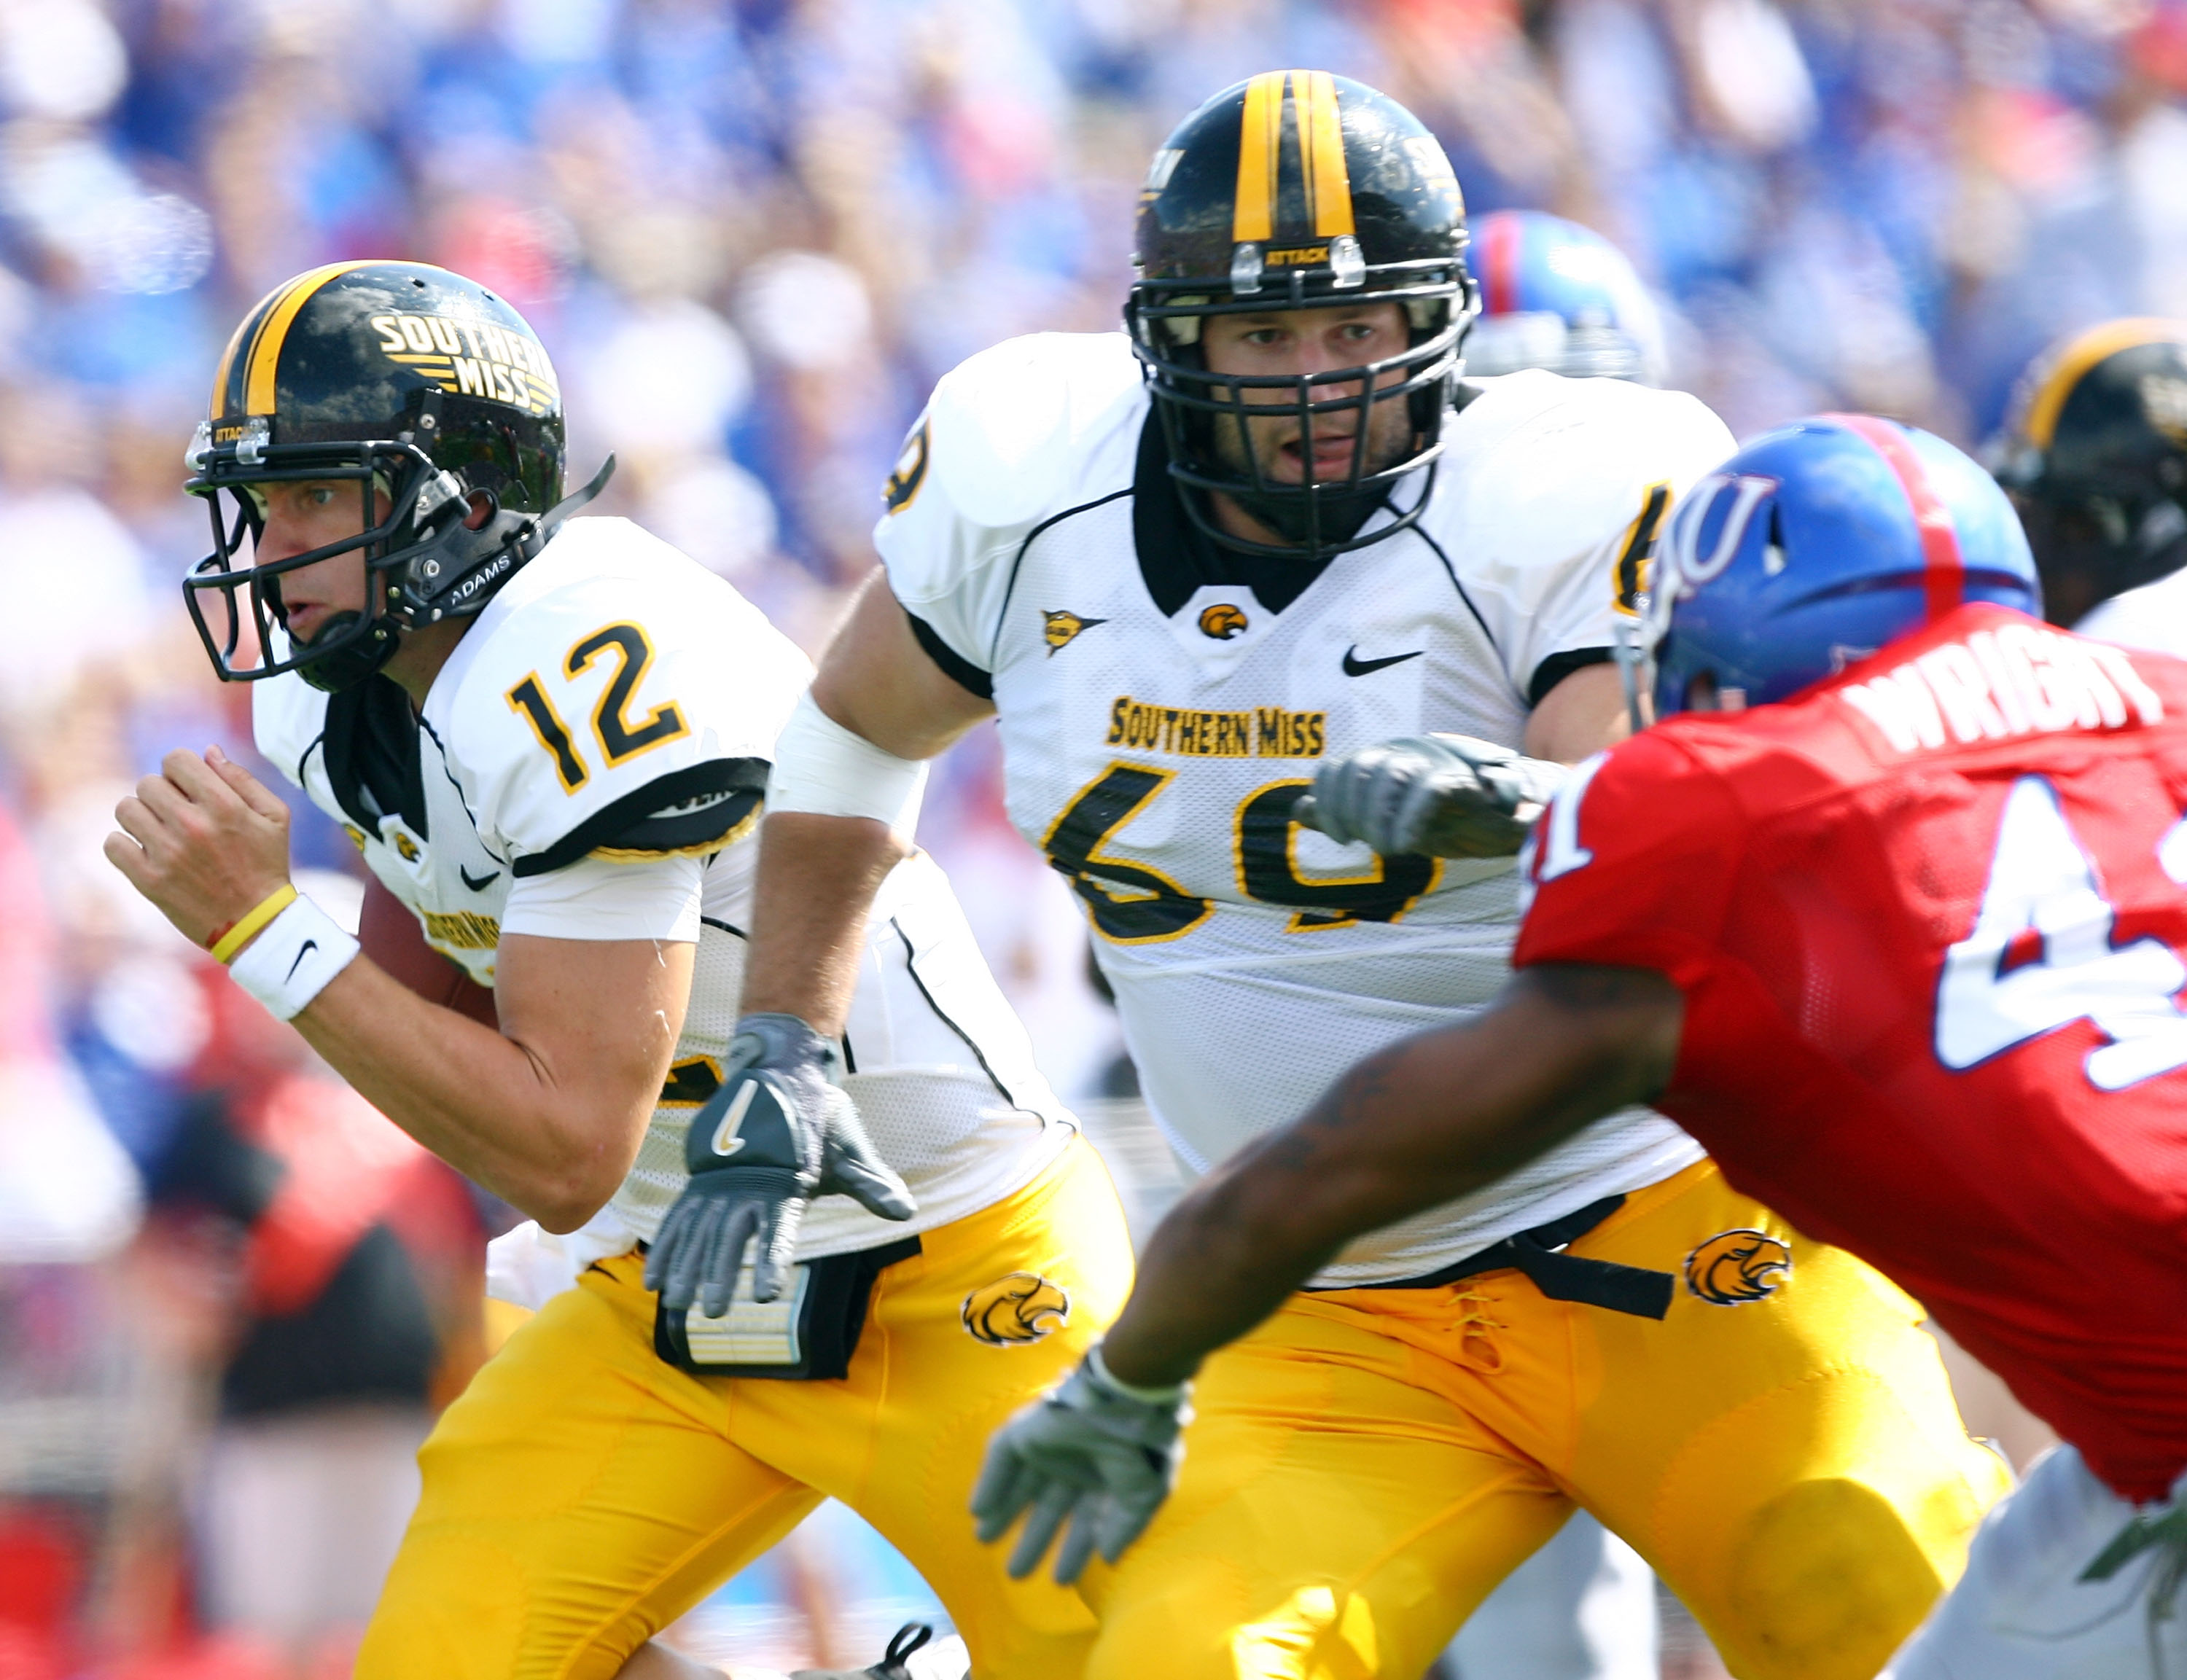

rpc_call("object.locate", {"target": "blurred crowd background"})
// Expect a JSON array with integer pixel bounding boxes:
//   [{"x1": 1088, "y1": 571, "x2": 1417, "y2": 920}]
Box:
[{"x1": 0, "y1": 0, "x2": 2163, "y2": 1673}]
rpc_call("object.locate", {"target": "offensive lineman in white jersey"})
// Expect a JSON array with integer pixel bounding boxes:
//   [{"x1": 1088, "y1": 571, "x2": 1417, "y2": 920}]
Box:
[
  {"x1": 104, "y1": 259, "x2": 1134, "y2": 1680},
  {"x1": 714, "y1": 76, "x2": 2013, "y2": 1679},
  {"x1": 1990, "y1": 319, "x2": 2187, "y2": 657}
]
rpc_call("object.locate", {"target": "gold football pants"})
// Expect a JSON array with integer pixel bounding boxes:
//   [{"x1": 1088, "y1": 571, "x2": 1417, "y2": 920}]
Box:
[
  {"x1": 355, "y1": 1138, "x2": 1132, "y2": 1680},
  {"x1": 1079, "y1": 1160, "x2": 2011, "y2": 1680}
]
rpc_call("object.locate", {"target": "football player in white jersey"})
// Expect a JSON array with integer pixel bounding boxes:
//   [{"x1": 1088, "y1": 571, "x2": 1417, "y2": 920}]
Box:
[
  {"x1": 104, "y1": 260, "x2": 1134, "y2": 1680},
  {"x1": 726, "y1": 75, "x2": 2012, "y2": 1680},
  {"x1": 1991, "y1": 319, "x2": 2187, "y2": 656}
]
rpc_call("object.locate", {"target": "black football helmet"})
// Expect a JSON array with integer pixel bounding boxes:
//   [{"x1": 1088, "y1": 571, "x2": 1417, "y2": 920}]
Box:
[
  {"x1": 183, "y1": 260, "x2": 609, "y2": 692},
  {"x1": 1127, "y1": 71, "x2": 1476, "y2": 561},
  {"x1": 1989, "y1": 318, "x2": 2187, "y2": 624}
]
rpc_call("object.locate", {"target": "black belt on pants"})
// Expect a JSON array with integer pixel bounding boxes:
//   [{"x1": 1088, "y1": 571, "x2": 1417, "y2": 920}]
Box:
[{"x1": 1307, "y1": 1194, "x2": 1675, "y2": 1320}]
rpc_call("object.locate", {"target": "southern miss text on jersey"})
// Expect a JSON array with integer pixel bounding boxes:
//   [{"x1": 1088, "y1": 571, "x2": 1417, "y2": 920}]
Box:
[
  {"x1": 255, "y1": 515, "x2": 1073, "y2": 1260},
  {"x1": 877, "y1": 332, "x2": 1736, "y2": 1284}
]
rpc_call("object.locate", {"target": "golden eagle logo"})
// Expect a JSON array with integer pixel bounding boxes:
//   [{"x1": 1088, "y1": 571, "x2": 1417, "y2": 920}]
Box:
[
  {"x1": 883, "y1": 418, "x2": 930, "y2": 512},
  {"x1": 1043, "y1": 610, "x2": 1106, "y2": 655},
  {"x1": 393, "y1": 830, "x2": 421, "y2": 863},
  {"x1": 1684, "y1": 1229, "x2": 1793, "y2": 1305},
  {"x1": 1198, "y1": 602, "x2": 1250, "y2": 640},
  {"x1": 962, "y1": 1272, "x2": 1070, "y2": 1345}
]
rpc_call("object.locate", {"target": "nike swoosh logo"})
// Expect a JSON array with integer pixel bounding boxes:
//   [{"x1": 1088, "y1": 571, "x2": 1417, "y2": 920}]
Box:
[
  {"x1": 460, "y1": 866, "x2": 501, "y2": 891},
  {"x1": 709, "y1": 1082, "x2": 758, "y2": 1158},
  {"x1": 286, "y1": 940, "x2": 318, "y2": 982},
  {"x1": 1342, "y1": 646, "x2": 1424, "y2": 677}
]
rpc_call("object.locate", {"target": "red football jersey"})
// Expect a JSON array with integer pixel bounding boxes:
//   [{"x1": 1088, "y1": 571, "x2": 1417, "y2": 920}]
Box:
[{"x1": 1515, "y1": 603, "x2": 2187, "y2": 1500}]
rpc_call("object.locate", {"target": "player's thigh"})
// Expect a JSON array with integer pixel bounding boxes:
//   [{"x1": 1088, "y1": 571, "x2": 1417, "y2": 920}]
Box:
[
  {"x1": 729, "y1": 1137, "x2": 1136, "y2": 1680},
  {"x1": 1080, "y1": 1297, "x2": 1572, "y2": 1680},
  {"x1": 356, "y1": 1261, "x2": 822, "y2": 1680},
  {"x1": 1884, "y1": 1445, "x2": 2183, "y2": 1680},
  {"x1": 1570, "y1": 1163, "x2": 2013, "y2": 1680}
]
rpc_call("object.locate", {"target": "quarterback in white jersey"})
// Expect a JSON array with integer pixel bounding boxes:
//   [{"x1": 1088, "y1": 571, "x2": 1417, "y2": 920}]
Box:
[
  {"x1": 106, "y1": 259, "x2": 1132, "y2": 1680},
  {"x1": 744, "y1": 77, "x2": 2012, "y2": 1680}
]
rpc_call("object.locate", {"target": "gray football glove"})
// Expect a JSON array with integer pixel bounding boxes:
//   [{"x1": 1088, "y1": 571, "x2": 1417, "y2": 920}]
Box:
[
  {"x1": 1294, "y1": 733, "x2": 1570, "y2": 859},
  {"x1": 970, "y1": 1345, "x2": 1190, "y2": 1585},
  {"x1": 644, "y1": 1013, "x2": 915, "y2": 1315}
]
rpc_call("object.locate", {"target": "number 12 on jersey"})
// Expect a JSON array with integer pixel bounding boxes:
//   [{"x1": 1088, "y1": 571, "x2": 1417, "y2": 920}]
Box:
[{"x1": 1936, "y1": 775, "x2": 2187, "y2": 1090}]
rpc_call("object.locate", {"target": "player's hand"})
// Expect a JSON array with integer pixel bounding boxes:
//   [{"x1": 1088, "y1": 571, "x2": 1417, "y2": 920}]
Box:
[
  {"x1": 644, "y1": 1013, "x2": 916, "y2": 1314},
  {"x1": 970, "y1": 1346, "x2": 1190, "y2": 1585},
  {"x1": 1294, "y1": 733, "x2": 1569, "y2": 859},
  {"x1": 103, "y1": 746, "x2": 294, "y2": 950}
]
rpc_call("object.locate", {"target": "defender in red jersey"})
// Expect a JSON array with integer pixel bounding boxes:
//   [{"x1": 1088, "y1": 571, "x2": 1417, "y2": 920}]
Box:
[{"x1": 981, "y1": 415, "x2": 2187, "y2": 1680}]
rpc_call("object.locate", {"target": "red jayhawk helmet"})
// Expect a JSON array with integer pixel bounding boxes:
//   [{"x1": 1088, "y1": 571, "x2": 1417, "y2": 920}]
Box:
[{"x1": 1127, "y1": 72, "x2": 1476, "y2": 562}]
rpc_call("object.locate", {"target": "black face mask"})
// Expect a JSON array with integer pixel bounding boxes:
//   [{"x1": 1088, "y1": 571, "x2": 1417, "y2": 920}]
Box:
[{"x1": 292, "y1": 609, "x2": 403, "y2": 694}]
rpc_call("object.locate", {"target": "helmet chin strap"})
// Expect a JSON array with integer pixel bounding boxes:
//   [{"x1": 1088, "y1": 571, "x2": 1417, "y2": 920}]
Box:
[
  {"x1": 1218, "y1": 480, "x2": 1388, "y2": 550},
  {"x1": 295, "y1": 610, "x2": 402, "y2": 695}
]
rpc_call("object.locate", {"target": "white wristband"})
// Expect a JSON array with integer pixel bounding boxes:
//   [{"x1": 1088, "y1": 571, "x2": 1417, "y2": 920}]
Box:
[
  {"x1": 225, "y1": 893, "x2": 361, "y2": 1022},
  {"x1": 765, "y1": 689, "x2": 929, "y2": 840},
  {"x1": 1086, "y1": 1342, "x2": 1190, "y2": 1406}
]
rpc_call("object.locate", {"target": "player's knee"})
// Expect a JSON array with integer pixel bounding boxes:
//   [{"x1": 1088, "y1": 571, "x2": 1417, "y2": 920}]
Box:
[{"x1": 1716, "y1": 1477, "x2": 1949, "y2": 1680}]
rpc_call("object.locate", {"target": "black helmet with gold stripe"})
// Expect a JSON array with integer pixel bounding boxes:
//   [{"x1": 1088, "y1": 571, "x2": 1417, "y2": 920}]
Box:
[
  {"x1": 1990, "y1": 318, "x2": 2187, "y2": 624},
  {"x1": 1127, "y1": 71, "x2": 1475, "y2": 561},
  {"x1": 182, "y1": 260, "x2": 607, "y2": 692}
]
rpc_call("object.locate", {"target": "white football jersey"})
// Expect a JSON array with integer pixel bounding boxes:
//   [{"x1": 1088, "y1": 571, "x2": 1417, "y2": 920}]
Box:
[
  {"x1": 2076, "y1": 564, "x2": 2187, "y2": 658},
  {"x1": 256, "y1": 515, "x2": 1072, "y2": 1259},
  {"x1": 878, "y1": 332, "x2": 1733, "y2": 1285}
]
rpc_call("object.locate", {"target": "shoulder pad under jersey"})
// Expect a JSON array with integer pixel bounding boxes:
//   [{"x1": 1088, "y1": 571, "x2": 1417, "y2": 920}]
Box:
[
  {"x1": 252, "y1": 668, "x2": 334, "y2": 799},
  {"x1": 423, "y1": 516, "x2": 812, "y2": 878}
]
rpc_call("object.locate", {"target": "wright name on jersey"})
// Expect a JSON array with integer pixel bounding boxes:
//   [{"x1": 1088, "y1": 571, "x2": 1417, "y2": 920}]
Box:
[
  {"x1": 878, "y1": 331, "x2": 1736, "y2": 1284},
  {"x1": 255, "y1": 515, "x2": 1074, "y2": 1261}
]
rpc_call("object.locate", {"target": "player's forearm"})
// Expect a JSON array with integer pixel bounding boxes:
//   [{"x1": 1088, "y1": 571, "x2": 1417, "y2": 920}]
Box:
[
  {"x1": 1101, "y1": 966, "x2": 1685, "y2": 1388},
  {"x1": 289, "y1": 957, "x2": 654, "y2": 1230},
  {"x1": 738, "y1": 812, "x2": 908, "y2": 1034}
]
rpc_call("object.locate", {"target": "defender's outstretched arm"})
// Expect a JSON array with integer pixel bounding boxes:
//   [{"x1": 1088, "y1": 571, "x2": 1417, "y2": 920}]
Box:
[{"x1": 1101, "y1": 963, "x2": 1686, "y2": 1388}]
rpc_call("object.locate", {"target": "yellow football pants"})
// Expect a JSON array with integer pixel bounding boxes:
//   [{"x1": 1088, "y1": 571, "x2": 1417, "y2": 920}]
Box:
[
  {"x1": 355, "y1": 1138, "x2": 1133, "y2": 1680},
  {"x1": 1079, "y1": 1160, "x2": 2012, "y2": 1680}
]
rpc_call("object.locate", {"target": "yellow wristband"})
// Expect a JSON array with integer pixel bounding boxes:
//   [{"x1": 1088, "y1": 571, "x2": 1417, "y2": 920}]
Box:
[{"x1": 209, "y1": 883, "x2": 298, "y2": 965}]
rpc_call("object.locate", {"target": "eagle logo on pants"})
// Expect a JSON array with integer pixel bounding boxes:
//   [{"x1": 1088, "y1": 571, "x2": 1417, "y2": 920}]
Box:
[
  {"x1": 962, "y1": 1273, "x2": 1071, "y2": 1345},
  {"x1": 1683, "y1": 1229, "x2": 1793, "y2": 1305}
]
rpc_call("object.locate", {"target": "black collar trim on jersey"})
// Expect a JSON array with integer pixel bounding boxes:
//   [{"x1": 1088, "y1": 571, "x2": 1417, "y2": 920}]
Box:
[
  {"x1": 509, "y1": 757, "x2": 770, "y2": 879},
  {"x1": 1129, "y1": 408, "x2": 1343, "y2": 618},
  {"x1": 321, "y1": 675, "x2": 429, "y2": 837}
]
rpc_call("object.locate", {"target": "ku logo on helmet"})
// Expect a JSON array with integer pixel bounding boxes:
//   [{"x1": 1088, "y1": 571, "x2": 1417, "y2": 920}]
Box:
[
  {"x1": 1684, "y1": 1229, "x2": 1793, "y2": 1305},
  {"x1": 1663, "y1": 473, "x2": 1782, "y2": 598},
  {"x1": 962, "y1": 1273, "x2": 1071, "y2": 1345}
]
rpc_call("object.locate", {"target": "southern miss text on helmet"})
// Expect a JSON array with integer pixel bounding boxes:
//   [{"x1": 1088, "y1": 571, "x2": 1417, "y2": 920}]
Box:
[
  {"x1": 1127, "y1": 71, "x2": 1476, "y2": 562},
  {"x1": 184, "y1": 260, "x2": 609, "y2": 693}
]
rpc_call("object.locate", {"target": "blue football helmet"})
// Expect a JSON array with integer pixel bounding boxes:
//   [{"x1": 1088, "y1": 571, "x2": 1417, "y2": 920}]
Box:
[
  {"x1": 1464, "y1": 210, "x2": 1665, "y2": 383},
  {"x1": 1649, "y1": 414, "x2": 2040, "y2": 716}
]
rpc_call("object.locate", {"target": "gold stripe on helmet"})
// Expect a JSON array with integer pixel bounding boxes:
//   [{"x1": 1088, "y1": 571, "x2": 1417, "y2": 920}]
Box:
[
  {"x1": 241, "y1": 260, "x2": 375, "y2": 419},
  {"x1": 1233, "y1": 70, "x2": 1287, "y2": 244},
  {"x1": 2022, "y1": 317, "x2": 2187, "y2": 451},
  {"x1": 1298, "y1": 71, "x2": 1354, "y2": 239}
]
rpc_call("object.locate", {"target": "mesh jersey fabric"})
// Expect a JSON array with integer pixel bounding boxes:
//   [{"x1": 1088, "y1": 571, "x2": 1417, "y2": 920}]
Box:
[{"x1": 1515, "y1": 602, "x2": 2187, "y2": 1499}]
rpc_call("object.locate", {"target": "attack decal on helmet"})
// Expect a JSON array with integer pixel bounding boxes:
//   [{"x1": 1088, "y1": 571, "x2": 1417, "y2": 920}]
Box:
[
  {"x1": 182, "y1": 259, "x2": 609, "y2": 695},
  {"x1": 1128, "y1": 71, "x2": 1478, "y2": 563}
]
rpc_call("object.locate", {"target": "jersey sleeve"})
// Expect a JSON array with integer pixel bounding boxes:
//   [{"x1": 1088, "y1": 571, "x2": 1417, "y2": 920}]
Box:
[
  {"x1": 873, "y1": 332, "x2": 1145, "y2": 689},
  {"x1": 440, "y1": 522, "x2": 814, "y2": 878},
  {"x1": 1449, "y1": 378, "x2": 1737, "y2": 706},
  {"x1": 1513, "y1": 729, "x2": 1745, "y2": 985}
]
